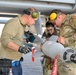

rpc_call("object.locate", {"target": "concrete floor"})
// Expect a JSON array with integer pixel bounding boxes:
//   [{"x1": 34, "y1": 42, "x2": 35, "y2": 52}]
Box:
[{"x1": 22, "y1": 51, "x2": 43, "y2": 75}]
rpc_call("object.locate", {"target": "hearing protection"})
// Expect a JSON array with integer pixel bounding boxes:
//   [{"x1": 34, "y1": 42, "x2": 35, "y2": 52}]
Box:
[
  {"x1": 49, "y1": 12, "x2": 57, "y2": 21},
  {"x1": 31, "y1": 11, "x2": 39, "y2": 18},
  {"x1": 23, "y1": 9, "x2": 39, "y2": 18}
]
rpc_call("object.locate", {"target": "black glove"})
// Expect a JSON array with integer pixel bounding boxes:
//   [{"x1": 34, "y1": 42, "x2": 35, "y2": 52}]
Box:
[
  {"x1": 18, "y1": 46, "x2": 32, "y2": 54},
  {"x1": 70, "y1": 53, "x2": 76, "y2": 63}
]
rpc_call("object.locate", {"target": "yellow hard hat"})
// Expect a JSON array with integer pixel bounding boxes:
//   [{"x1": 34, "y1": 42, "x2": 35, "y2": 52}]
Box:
[{"x1": 49, "y1": 13, "x2": 57, "y2": 20}]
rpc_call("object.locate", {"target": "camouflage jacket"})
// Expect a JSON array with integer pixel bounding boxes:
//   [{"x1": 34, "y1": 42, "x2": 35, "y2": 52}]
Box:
[{"x1": 59, "y1": 14, "x2": 76, "y2": 51}]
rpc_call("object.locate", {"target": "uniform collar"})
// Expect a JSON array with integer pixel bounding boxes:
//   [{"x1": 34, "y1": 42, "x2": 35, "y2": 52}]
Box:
[{"x1": 18, "y1": 14, "x2": 26, "y2": 27}]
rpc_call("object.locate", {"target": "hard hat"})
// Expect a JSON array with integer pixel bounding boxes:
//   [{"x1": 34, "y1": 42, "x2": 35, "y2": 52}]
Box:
[{"x1": 49, "y1": 13, "x2": 57, "y2": 20}]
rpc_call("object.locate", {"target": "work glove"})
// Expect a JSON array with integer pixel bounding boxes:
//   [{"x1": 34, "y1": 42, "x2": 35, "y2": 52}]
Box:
[{"x1": 18, "y1": 46, "x2": 32, "y2": 54}]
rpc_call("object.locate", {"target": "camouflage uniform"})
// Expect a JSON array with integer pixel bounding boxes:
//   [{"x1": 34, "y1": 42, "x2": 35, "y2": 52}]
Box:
[
  {"x1": 58, "y1": 14, "x2": 76, "y2": 75},
  {"x1": 42, "y1": 29, "x2": 57, "y2": 75},
  {"x1": 42, "y1": 56, "x2": 54, "y2": 75}
]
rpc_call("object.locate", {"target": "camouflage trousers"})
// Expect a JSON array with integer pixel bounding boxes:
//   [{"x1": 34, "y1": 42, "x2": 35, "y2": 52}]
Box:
[
  {"x1": 58, "y1": 59, "x2": 76, "y2": 75},
  {"x1": 42, "y1": 56, "x2": 54, "y2": 75}
]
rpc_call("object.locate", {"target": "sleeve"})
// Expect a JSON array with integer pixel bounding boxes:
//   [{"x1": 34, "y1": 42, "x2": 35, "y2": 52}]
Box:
[
  {"x1": 60, "y1": 25, "x2": 73, "y2": 38},
  {"x1": 71, "y1": 14, "x2": 76, "y2": 29},
  {"x1": 65, "y1": 14, "x2": 76, "y2": 44},
  {"x1": 60, "y1": 24, "x2": 76, "y2": 47},
  {"x1": 64, "y1": 37, "x2": 76, "y2": 47},
  {"x1": 1, "y1": 19, "x2": 19, "y2": 47}
]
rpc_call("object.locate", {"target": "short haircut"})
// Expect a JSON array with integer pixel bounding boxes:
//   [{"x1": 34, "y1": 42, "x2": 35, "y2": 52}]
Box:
[
  {"x1": 45, "y1": 21, "x2": 54, "y2": 28},
  {"x1": 23, "y1": 7, "x2": 38, "y2": 15},
  {"x1": 50, "y1": 9, "x2": 62, "y2": 15}
]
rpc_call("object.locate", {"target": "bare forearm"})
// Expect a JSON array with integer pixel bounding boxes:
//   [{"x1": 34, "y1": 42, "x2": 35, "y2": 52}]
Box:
[{"x1": 7, "y1": 41, "x2": 19, "y2": 51}]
